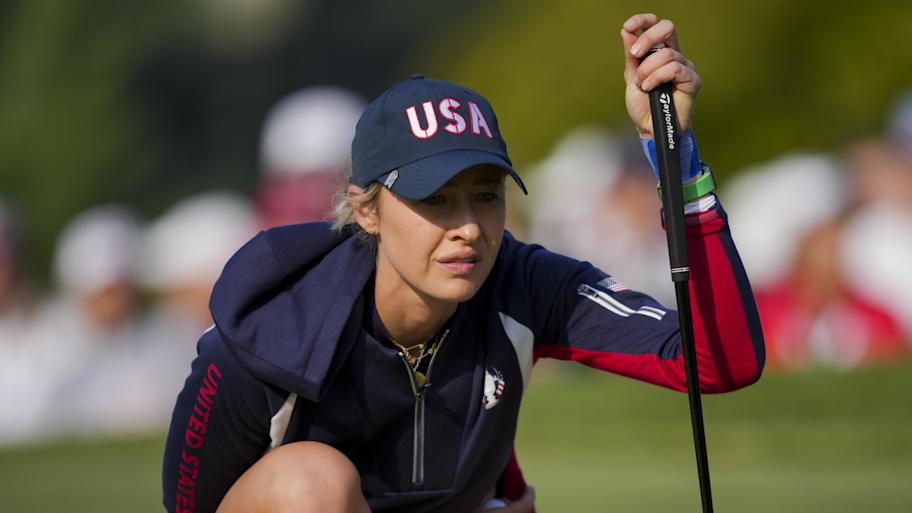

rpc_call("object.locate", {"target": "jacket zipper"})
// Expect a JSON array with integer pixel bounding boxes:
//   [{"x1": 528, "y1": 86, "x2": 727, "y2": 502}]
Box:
[{"x1": 396, "y1": 328, "x2": 449, "y2": 486}]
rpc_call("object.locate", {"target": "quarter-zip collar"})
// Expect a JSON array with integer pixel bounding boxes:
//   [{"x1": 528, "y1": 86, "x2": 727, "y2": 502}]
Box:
[
  {"x1": 396, "y1": 328, "x2": 450, "y2": 486},
  {"x1": 364, "y1": 273, "x2": 456, "y2": 487}
]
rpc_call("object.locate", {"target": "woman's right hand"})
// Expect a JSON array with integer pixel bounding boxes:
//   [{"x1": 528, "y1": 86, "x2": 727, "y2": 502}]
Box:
[{"x1": 621, "y1": 13, "x2": 701, "y2": 138}]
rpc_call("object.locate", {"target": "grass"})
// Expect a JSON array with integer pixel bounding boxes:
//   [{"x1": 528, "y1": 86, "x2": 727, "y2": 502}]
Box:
[
  {"x1": 1, "y1": 360, "x2": 910, "y2": 512},
  {"x1": 0, "y1": 433, "x2": 164, "y2": 512},
  {"x1": 516, "y1": 360, "x2": 912, "y2": 512}
]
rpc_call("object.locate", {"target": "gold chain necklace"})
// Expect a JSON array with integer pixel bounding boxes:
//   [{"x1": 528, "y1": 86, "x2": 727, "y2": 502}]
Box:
[
  {"x1": 391, "y1": 338, "x2": 438, "y2": 369},
  {"x1": 391, "y1": 332, "x2": 443, "y2": 387}
]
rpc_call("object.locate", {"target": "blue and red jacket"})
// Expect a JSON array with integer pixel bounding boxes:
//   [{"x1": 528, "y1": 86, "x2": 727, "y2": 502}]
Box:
[{"x1": 162, "y1": 202, "x2": 764, "y2": 513}]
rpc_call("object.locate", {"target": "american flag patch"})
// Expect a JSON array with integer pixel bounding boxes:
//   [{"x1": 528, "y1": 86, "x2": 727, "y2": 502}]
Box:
[
  {"x1": 596, "y1": 276, "x2": 629, "y2": 292},
  {"x1": 483, "y1": 367, "x2": 505, "y2": 410}
]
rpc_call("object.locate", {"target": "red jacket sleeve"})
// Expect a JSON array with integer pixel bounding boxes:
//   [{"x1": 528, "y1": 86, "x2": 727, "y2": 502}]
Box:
[{"x1": 532, "y1": 203, "x2": 765, "y2": 393}]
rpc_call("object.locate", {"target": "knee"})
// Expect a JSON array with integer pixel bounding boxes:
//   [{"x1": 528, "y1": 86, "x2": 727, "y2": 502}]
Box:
[
  {"x1": 219, "y1": 442, "x2": 368, "y2": 513},
  {"x1": 264, "y1": 442, "x2": 366, "y2": 512}
]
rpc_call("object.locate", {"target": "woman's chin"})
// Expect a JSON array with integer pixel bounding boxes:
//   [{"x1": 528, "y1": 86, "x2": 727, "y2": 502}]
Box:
[{"x1": 432, "y1": 280, "x2": 482, "y2": 304}]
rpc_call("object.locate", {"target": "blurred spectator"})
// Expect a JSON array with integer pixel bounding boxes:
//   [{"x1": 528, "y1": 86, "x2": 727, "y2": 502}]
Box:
[
  {"x1": 27, "y1": 205, "x2": 149, "y2": 437},
  {"x1": 723, "y1": 153, "x2": 848, "y2": 289},
  {"x1": 51, "y1": 206, "x2": 139, "y2": 337},
  {"x1": 755, "y1": 217, "x2": 906, "y2": 369},
  {"x1": 528, "y1": 126, "x2": 673, "y2": 304},
  {"x1": 118, "y1": 192, "x2": 257, "y2": 431},
  {"x1": 842, "y1": 204, "x2": 912, "y2": 338},
  {"x1": 839, "y1": 92, "x2": 912, "y2": 338},
  {"x1": 528, "y1": 126, "x2": 619, "y2": 250},
  {"x1": 0, "y1": 201, "x2": 33, "y2": 343},
  {"x1": 255, "y1": 86, "x2": 365, "y2": 228},
  {"x1": 140, "y1": 191, "x2": 255, "y2": 353},
  {"x1": 887, "y1": 88, "x2": 912, "y2": 153},
  {"x1": 846, "y1": 136, "x2": 912, "y2": 210},
  {"x1": 0, "y1": 200, "x2": 39, "y2": 443}
]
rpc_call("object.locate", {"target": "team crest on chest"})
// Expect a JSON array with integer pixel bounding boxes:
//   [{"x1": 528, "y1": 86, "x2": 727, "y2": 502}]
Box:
[{"x1": 483, "y1": 367, "x2": 505, "y2": 410}]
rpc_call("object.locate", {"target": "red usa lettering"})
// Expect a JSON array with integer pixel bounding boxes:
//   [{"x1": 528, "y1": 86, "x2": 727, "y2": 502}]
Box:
[{"x1": 406, "y1": 100, "x2": 492, "y2": 139}]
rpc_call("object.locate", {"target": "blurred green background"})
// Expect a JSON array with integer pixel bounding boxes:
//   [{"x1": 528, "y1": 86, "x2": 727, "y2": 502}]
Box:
[
  {"x1": 2, "y1": 0, "x2": 911, "y2": 281},
  {"x1": 2, "y1": 0, "x2": 911, "y2": 511}
]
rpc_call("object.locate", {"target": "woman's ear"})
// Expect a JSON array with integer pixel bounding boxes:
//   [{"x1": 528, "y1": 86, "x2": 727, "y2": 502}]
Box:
[{"x1": 348, "y1": 184, "x2": 379, "y2": 235}]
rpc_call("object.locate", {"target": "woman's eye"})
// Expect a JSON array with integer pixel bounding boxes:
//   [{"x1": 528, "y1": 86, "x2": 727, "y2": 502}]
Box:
[
  {"x1": 475, "y1": 192, "x2": 500, "y2": 202},
  {"x1": 421, "y1": 195, "x2": 447, "y2": 206}
]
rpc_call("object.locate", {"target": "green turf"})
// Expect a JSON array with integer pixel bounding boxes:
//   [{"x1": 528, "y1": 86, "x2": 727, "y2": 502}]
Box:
[
  {"x1": 0, "y1": 433, "x2": 164, "y2": 512},
  {"x1": 1, "y1": 360, "x2": 910, "y2": 512},
  {"x1": 516, "y1": 360, "x2": 912, "y2": 512}
]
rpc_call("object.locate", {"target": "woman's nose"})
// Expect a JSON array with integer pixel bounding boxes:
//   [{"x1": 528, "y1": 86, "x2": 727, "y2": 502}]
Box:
[{"x1": 450, "y1": 204, "x2": 481, "y2": 242}]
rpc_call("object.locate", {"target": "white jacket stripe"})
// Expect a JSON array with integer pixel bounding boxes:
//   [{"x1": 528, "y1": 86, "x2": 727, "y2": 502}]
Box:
[
  {"x1": 498, "y1": 312, "x2": 534, "y2": 391},
  {"x1": 266, "y1": 392, "x2": 298, "y2": 452},
  {"x1": 578, "y1": 284, "x2": 666, "y2": 321}
]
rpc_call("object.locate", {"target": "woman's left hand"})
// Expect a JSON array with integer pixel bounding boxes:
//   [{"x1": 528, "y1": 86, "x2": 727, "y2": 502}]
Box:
[
  {"x1": 621, "y1": 13, "x2": 701, "y2": 138},
  {"x1": 476, "y1": 485, "x2": 535, "y2": 512}
]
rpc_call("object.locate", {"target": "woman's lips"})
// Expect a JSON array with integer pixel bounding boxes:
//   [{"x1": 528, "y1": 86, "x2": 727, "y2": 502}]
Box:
[
  {"x1": 439, "y1": 260, "x2": 477, "y2": 273},
  {"x1": 437, "y1": 252, "x2": 480, "y2": 274}
]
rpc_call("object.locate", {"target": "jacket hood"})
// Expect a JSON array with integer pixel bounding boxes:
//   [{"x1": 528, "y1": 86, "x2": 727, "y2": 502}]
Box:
[{"x1": 209, "y1": 222, "x2": 375, "y2": 401}]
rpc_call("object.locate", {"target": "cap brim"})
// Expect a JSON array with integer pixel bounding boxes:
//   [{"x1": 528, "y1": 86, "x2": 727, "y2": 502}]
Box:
[{"x1": 377, "y1": 149, "x2": 527, "y2": 201}]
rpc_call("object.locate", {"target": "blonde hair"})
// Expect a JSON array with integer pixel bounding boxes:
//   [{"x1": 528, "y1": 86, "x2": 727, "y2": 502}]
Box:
[{"x1": 330, "y1": 178, "x2": 381, "y2": 246}]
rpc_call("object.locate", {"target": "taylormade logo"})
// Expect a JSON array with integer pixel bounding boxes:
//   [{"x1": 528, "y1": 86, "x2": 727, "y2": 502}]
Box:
[{"x1": 658, "y1": 92, "x2": 675, "y2": 150}]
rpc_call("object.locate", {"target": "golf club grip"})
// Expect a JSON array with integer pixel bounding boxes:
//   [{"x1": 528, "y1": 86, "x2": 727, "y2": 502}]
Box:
[{"x1": 648, "y1": 82, "x2": 689, "y2": 282}]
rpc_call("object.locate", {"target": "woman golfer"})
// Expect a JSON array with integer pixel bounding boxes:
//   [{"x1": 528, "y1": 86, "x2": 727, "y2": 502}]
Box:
[{"x1": 163, "y1": 13, "x2": 764, "y2": 513}]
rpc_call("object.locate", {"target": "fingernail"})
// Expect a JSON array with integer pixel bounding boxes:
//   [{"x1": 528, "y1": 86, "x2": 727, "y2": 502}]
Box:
[
  {"x1": 631, "y1": 44, "x2": 641, "y2": 57},
  {"x1": 641, "y1": 80, "x2": 650, "y2": 91},
  {"x1": 623, "y1": 19, "x2": 636, "y2": 29}
]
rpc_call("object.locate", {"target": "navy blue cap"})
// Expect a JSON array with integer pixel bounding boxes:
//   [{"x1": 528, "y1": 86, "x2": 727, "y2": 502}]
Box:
[{"x1": 351, "y1": 76, "x2": 527, "y2": 200}]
